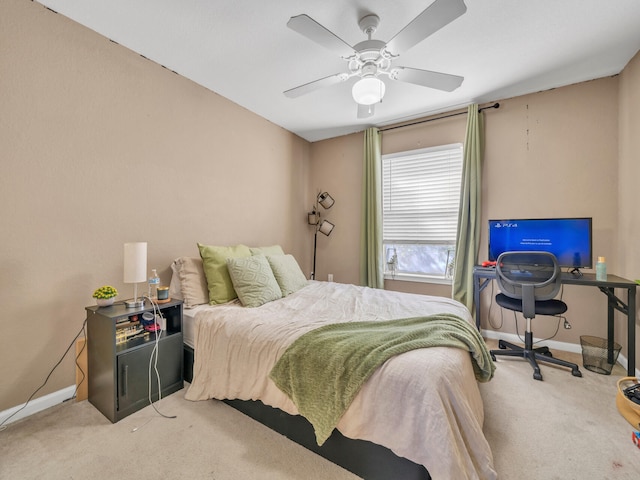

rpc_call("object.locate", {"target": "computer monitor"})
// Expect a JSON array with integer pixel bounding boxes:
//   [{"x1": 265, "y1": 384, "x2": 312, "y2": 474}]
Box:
[{"x1": 488, "y1": 217, "x2": 593, "y2": 269}]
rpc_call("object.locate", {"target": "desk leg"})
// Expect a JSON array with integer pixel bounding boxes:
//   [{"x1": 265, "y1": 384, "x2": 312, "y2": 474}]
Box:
[
  {"x1": 473, "y1": 277, "x2": 493, "y2": 331},
  {"x1": 607, "y1": 288, "x2": 615, "y2": 365},
  {"x1": 628, "y1": 287, "x2": 636, "y2": 376}
]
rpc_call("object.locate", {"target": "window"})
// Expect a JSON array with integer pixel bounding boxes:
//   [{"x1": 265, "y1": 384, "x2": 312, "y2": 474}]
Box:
[{"x1": 382, "y1": 143, "x2": 463, "y2": 283}]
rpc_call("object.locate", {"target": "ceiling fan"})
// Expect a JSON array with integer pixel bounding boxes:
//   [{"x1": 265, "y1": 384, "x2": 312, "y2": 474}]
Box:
[{"x1": 284, "y1": 0, "x2": 467, "y2": 119}]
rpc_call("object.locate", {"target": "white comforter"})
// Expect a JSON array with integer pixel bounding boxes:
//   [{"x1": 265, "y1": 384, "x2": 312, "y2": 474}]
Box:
[{"x1": 185, "y1": 282, "x2": 496, "y2": 480}]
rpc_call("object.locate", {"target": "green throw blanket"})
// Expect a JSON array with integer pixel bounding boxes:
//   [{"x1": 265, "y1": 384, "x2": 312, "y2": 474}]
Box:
[{"x1": 269, "y1": 313, "x2": 495, "y2": 445}]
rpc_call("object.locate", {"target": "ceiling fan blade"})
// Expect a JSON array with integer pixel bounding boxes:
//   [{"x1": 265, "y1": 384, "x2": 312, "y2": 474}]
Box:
[
  {"x1": 287, "y1": 15, "x2": 356, "y2": 58},
  {"x1": 385, "y1": 0, "x2": 467, "y2": 55},
  {"x1": 393, "y1": 66, "x2": 463, "y2": 92},
  {"x1": 284, "y1": 73, "x2": 346, "y2": 98},
  {"x1": 357, "y1": 103, "x2": 375, "y2": 119}
]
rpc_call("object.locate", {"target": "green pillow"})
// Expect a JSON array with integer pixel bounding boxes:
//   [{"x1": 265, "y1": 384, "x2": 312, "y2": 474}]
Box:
[
  {"x1": 267, "y1": 254, "x2": 309, "y2": 296},
  {"x1": 249, "y1": 245, "x2": 285, "y2": 256},
  {"x1": 198, "y1": 243, "x2": 251, "y2": 304},
  {"x1": 226, "y1": 255, "x2": 282, "y2": 307}
]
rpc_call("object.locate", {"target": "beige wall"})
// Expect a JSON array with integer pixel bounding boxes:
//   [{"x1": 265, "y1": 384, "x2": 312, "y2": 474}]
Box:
[
  {"x1": 312, "y1": 75, "x2": 639, "y2": 361},
  {"x1": 308, "y1": 135, "x2": 363, "y2": 284},
  {"x1": 618, "y1": 50, "x2": 640, "y2": 368},
  {"x1": 0, "y1": 0, "x2": 310, "y2": 411},
  {"x1": 479, "y1": 79, "x2": 621, "y2": 345},
  {"x1": 619, "y1": 50, "x2": 640, "y2": 276}
]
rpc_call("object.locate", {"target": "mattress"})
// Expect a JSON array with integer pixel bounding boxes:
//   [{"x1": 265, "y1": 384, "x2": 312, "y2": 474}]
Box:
[
  {"x1": 185, "y1": 282, "x2": 496, "y2": 480},
  {"x1": 182, "y1": 304, "x2": 207, "y2": 349}
]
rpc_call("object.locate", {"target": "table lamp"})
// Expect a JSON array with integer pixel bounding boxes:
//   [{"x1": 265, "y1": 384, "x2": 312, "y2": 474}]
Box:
[{"x1": 123, "y1": 242, "x2": 147, "y2": 308}]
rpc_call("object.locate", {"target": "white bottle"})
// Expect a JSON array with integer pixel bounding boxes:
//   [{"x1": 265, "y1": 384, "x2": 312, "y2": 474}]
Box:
[
  {"x1": 155, "y1": 313, "x2": 166, "y2": 331},
  {"x1": 149, "y1": 268, "x2": 160, "y2": 299},
  {"x1": 595, "y1": 257, "x2": 607, "y2": 281}
]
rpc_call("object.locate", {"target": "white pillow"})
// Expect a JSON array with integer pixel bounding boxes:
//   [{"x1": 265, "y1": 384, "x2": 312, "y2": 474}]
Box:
[{"x1": 169, "y1": 257, "x2": 209, "y2": 308}]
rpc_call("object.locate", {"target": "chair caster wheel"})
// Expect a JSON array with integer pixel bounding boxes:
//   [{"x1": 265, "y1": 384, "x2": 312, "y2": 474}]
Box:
[
  {"x1": 572, "y1": 369, "x2": 582, "y2": 377},
  {"x1": 533, "y1": 372, "x2": 543, "y2": 381},
  {"x1": 542, "y1": 351, "x2": 553, "y2": 358}
]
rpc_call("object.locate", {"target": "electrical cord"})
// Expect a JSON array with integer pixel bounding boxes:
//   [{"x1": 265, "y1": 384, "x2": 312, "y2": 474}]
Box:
[
  {"x1": 142, "y1": 296, "x2": 176, "y2": 421},
  {"x1": 511, "y1": 310, "x2": 562, "y2": 347},
  {"x1": 72, "y1": 320, "x2": 88, "y2": 399},
  {"x1": 486, "y1": 280, "x2": 504, "y2": 330},
  {"x1": 0, "y1": 318, "x2": 87, "y2": 431}
]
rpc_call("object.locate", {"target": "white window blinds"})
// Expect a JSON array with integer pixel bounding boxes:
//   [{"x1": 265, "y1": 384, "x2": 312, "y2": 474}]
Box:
[{"x1": 382, "y1": 143, "x2": 463, "y2": 245}]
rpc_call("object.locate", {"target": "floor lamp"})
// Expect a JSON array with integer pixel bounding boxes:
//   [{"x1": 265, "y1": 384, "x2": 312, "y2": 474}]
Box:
[{"x1": 307, "y1": 192, "x2": 335, "y2": 280}]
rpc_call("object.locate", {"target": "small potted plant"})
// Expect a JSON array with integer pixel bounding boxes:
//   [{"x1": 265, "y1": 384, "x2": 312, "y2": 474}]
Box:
[{"x1": 93, "y1": 285, "x2": 118, "y2": 307}]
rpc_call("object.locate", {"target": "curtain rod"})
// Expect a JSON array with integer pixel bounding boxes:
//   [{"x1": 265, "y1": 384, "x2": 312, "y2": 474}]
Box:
[{"x1": 379, "y1": 102, "x2": 500, "y2": 133}]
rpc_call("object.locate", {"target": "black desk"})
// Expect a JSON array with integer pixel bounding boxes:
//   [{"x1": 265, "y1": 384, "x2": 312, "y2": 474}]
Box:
[{"x1": 473, "y1": 266, "x2": 637, "y2": 376}]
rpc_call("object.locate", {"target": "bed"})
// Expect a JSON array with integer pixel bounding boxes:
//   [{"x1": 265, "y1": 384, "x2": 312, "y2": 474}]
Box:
[{"x1": 170, "y1": 250, "x2": 497, "y2": 480}]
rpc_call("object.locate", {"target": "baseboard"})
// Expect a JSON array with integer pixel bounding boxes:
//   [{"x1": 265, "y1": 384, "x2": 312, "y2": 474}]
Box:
[
  {"x1": 0, "y1": 385, "x2": 76, "y2": 426},
  {"x1": 482, "y1": 329, "x2": 640, "y2": 378}
]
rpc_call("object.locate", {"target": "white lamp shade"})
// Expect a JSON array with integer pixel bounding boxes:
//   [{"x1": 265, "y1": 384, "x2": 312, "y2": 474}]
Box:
[
  {"x1": 308, "y1": 210, "x2": 319, "y2": 225},
  {"x1": 123, "y1": 242, "x2": 147, "y2": 283},
  {"x1": 318, "y1": 220, "x2": 335, "y2": 236},
  {"x1": 352, "y1": 77, "x2": 386, "y2": 105},
  {"x1": 318, "y1": 192, "x2": 335, "y2": 209}
]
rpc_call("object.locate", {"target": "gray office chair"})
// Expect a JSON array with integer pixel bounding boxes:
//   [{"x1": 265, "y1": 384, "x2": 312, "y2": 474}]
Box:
[{"x1": 491, "y1": 251, "x2": 582, "y2": 381}]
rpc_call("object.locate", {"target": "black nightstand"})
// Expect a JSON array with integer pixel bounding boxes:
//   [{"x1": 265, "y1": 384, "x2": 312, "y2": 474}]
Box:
[{"x1": 86, "y1": 299, "x2": 183, "y2": 422}]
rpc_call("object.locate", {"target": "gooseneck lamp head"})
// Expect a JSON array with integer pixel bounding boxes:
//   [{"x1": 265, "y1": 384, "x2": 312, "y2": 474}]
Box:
[
  {"x1": 318, "y1": 191, "x2": 335, "y2": 209},
  {"x1": 307, "y1": 208, "x2": 319, "y2": 226},
  {"x1": 318, "y1": 220, "x2": 335, "y2": 236}
]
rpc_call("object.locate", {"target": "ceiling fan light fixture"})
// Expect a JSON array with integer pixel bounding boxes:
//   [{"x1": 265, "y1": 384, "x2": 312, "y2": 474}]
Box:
[{"x1": 352, "y1": 77, "x2": 385, "y2": 105}]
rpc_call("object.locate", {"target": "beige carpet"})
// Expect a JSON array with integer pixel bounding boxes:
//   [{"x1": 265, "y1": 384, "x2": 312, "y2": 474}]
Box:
[
  {"x1": 1, "y1": 342, "x2": 640, "y2": 479},
  {"x1": 480, "y1": 339, "x2": 640, "y2": 479},
  {"x1": 0, "y1": 393, "x2": 360, "y2": 480}
]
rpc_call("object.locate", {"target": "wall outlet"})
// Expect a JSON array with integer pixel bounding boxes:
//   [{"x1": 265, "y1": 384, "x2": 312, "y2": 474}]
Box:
[{"x1": 328, "y1": 273, "x2": 334, "y2": 282}]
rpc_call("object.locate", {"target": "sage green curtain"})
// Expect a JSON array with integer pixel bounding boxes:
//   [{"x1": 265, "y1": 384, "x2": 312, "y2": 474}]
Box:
[
  {"x1": 452, "y1": 104, "x2": 484, "y2": 311},
  {"x1": 360, "y1": 127, "x2": 384, "y2": 288}
]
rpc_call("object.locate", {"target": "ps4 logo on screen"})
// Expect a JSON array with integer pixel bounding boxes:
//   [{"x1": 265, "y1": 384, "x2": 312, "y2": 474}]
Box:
[{"x1": 495, "y1": 222, "x2": 517, "y2": 228}]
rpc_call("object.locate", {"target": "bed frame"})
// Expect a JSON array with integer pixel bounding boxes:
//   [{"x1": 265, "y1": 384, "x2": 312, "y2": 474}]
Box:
[{"x1": 184, "y1": 345, "x2": 430, "y2": 480}]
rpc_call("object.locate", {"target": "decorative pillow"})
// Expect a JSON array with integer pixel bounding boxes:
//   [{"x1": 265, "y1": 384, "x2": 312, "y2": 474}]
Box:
[
  {"x1": 170, "y1": 257, "x2": 209, "y2": 308},
  {"x1": 267, "y1": 254, "x2": 309, "y2": 296},
  {"x1": 168, "y1": 262, "x2": 183, "y2": 300},
  {"x1": 249, "y1": 245, "x2": 285, "y2": 256},
  {"x1": 226, "y1": 255, "x2": 282, "y2": 307},
  {"x1": 198, "y1": 243, "x2": 251, "y2": 304}
]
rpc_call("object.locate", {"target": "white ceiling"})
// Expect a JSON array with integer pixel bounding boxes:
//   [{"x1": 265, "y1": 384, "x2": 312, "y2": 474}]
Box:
[{"x1": 37, "y1": 0, "x2": 640, "y2": 142}]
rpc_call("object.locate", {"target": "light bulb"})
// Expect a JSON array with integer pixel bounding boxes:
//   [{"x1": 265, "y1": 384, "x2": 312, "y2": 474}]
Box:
[{"x1": 352, "y1": 77, "x2": 385, "y2": 105}]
